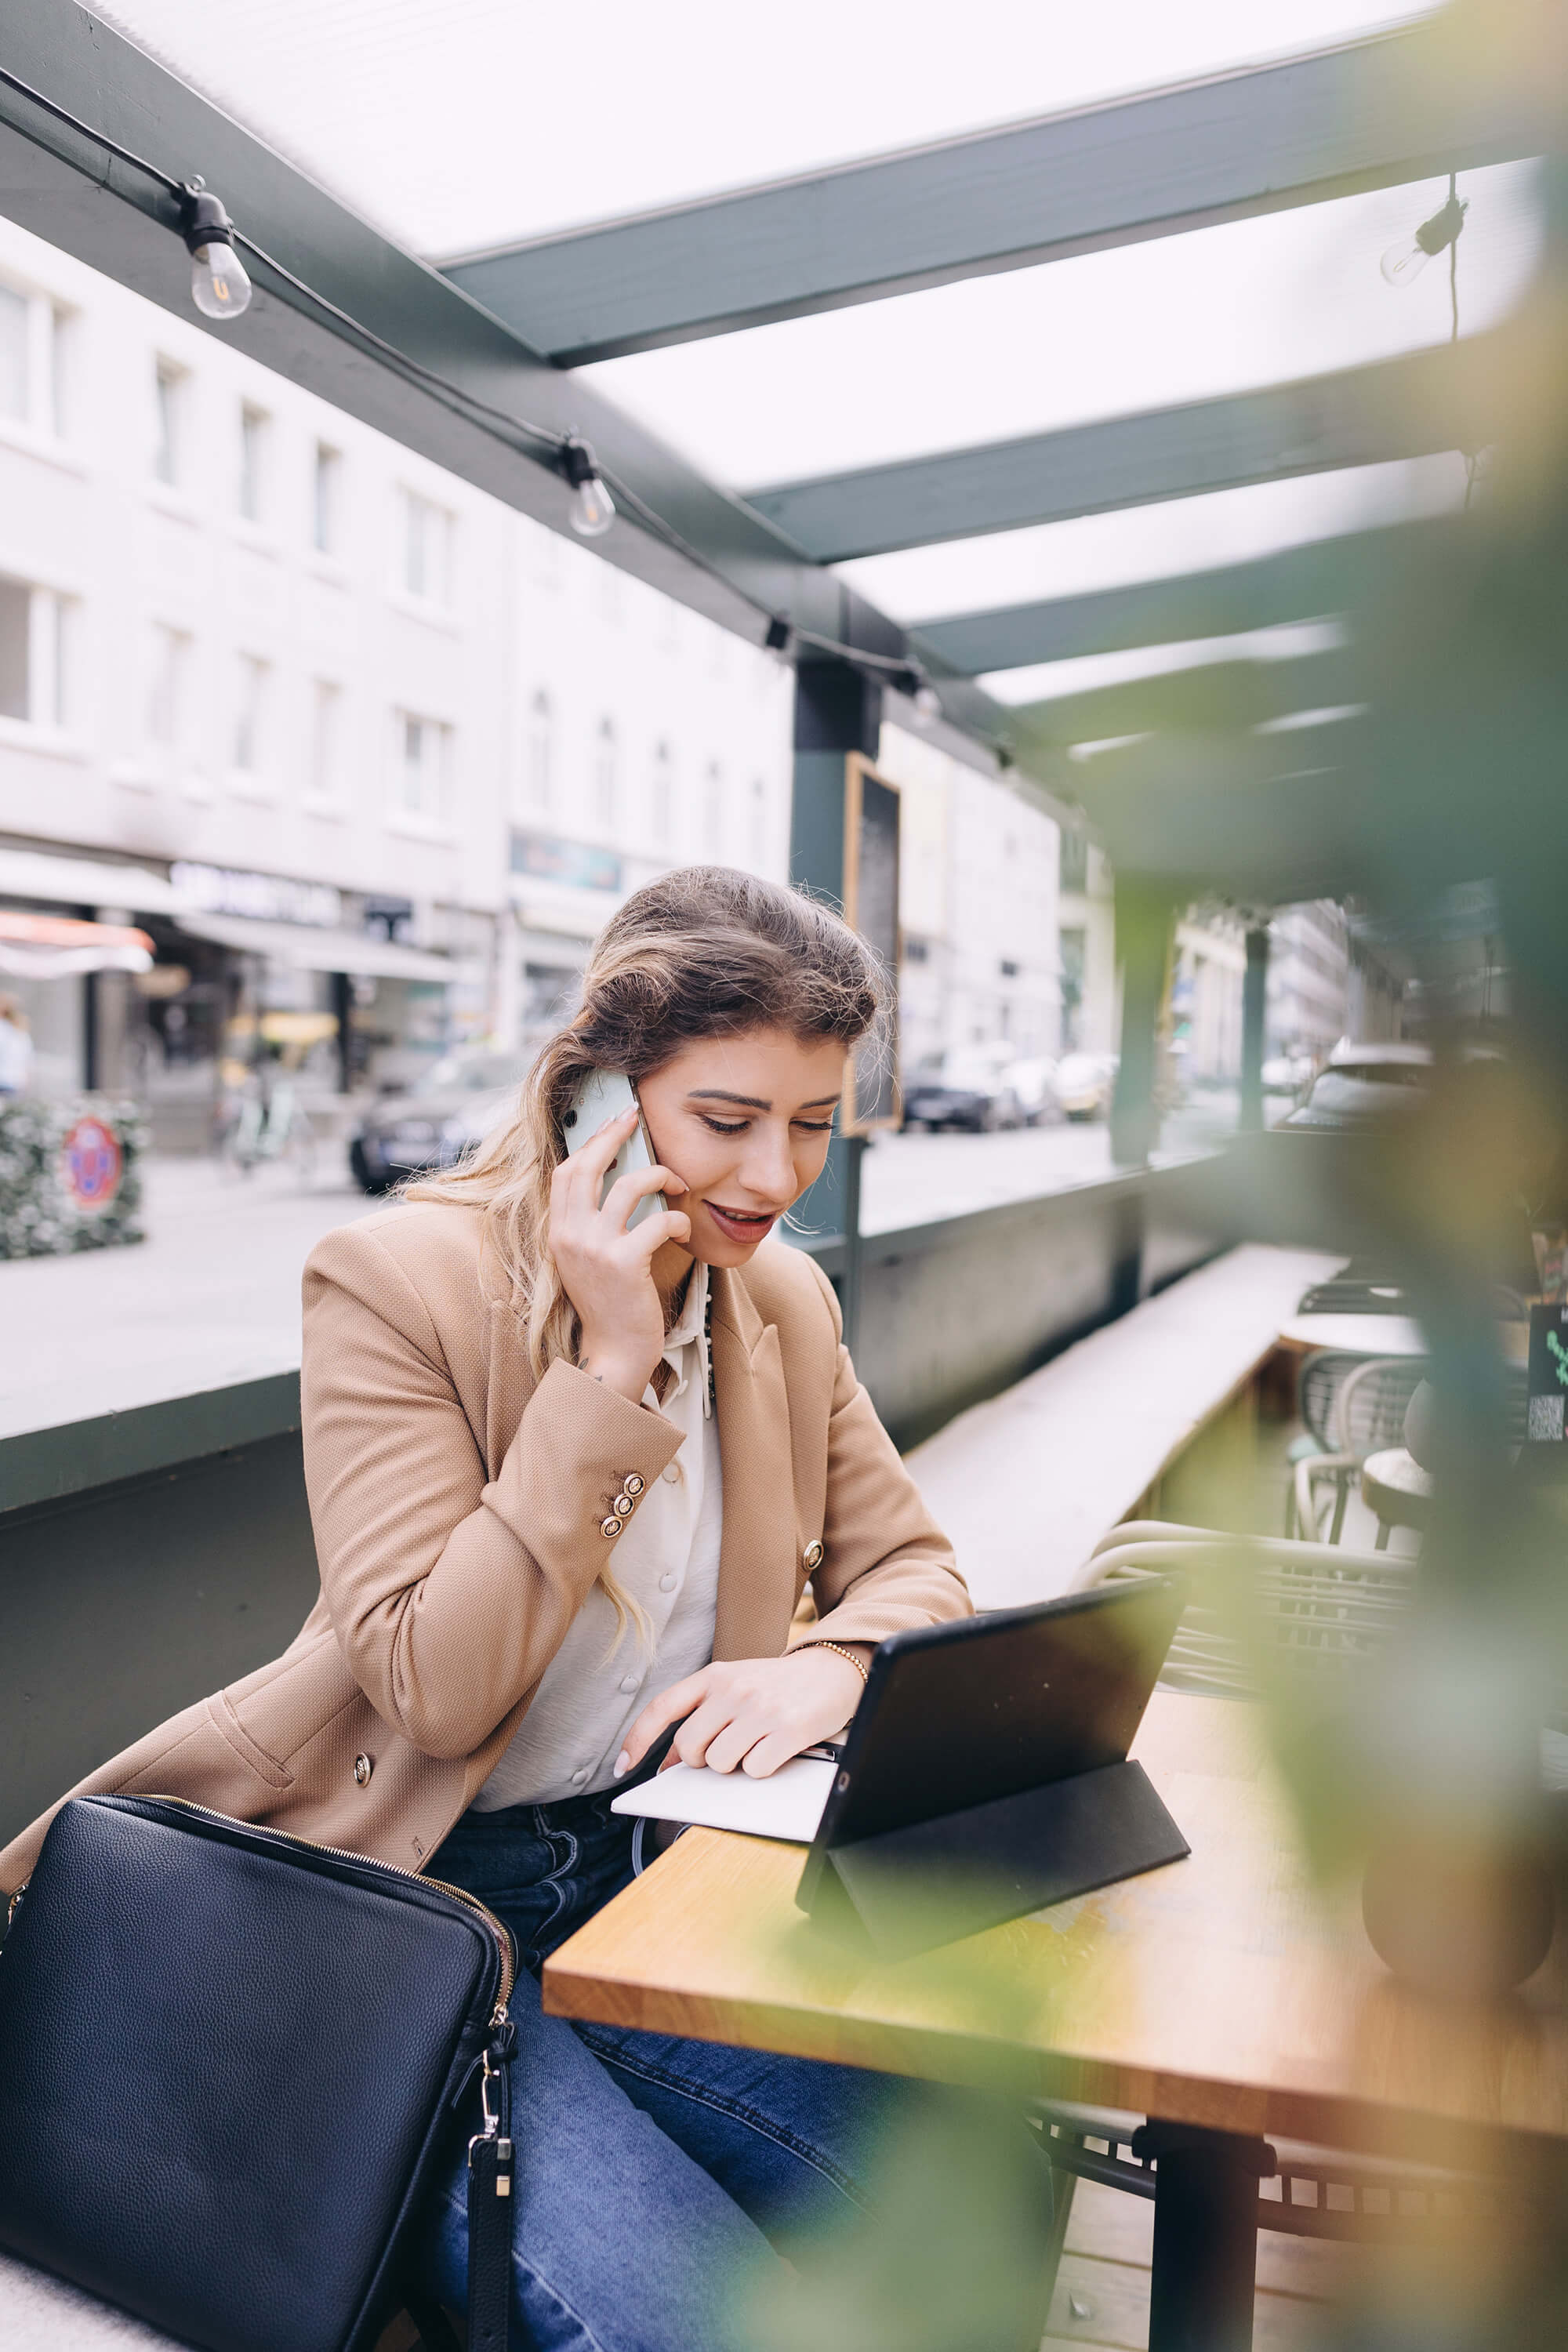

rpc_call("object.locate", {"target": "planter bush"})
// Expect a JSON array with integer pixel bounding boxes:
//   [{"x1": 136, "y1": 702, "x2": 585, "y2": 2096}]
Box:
[{"x1": 0, "y1": 1096, "x2": 147, "y2": 1258}]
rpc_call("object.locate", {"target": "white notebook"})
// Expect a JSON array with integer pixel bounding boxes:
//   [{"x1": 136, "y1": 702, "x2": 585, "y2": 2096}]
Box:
[{"x1": 610, "y1": 1755, "x2": 836, "y2": 1845}]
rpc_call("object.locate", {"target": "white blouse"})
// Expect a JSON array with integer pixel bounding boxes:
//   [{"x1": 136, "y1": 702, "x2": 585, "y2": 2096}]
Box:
[{"x1": 471, "y1": 1262, "x2": 722, "y2": 1809}]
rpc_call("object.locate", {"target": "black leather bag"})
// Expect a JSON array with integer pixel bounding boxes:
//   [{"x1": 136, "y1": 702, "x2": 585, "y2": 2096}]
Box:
[{"x1": 0, "y1": 1793, "x2": 517, "y2": 2352}]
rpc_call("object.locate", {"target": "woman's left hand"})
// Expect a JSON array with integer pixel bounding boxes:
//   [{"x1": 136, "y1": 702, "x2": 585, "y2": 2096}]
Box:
[{"x1": 615, "y1": 1647, "x2": 869, "y2": 1780}]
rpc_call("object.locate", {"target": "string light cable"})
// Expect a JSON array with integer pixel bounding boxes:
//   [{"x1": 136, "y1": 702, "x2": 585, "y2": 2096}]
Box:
[
  {"x1": 0, "y1": 62, "x2": 993, "y2": 740},
  {"x1": 1378, "y1": 168, "x2": 1483, "y2": 506}
]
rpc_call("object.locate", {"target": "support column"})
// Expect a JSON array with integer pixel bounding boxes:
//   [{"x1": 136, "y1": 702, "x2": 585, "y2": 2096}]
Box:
[
  {"x1": 789, "y1": 659, "x2": 881, "y2": 1356},
  {"x1": 1133, "y1": 2121, "x2": 1275, "y2": 2352},
  {"x1": 1109, "y1": 879, "x2": 1174, "y2": 1171},
  {"x1": 1239, "y1": 922, "x2": 1270, "y2": 1134}
]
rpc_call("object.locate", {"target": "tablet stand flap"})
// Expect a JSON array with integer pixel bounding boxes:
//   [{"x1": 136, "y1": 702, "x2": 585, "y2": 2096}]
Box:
[{"x1": 809, "y1": 1759, "x2": 1189, "y2": 1960}]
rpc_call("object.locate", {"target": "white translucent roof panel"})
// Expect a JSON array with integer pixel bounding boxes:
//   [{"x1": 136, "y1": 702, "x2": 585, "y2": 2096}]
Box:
[
  {"x1": 98, "y1": 0, "x2": 1432, "y2": 255},
  {"x1": 581, "y1": 164, "x2": 1539, "y2": 488},
  {"x1": 841, "y1": 451, "x2": 1468, "y2": 624},
  {"x1": 981, "y1": 620, "x2": 1347, "y2": 707}
]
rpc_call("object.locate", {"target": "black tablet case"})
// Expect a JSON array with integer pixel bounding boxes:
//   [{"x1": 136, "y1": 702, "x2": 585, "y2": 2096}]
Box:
[{"x1": 802, "y1": 1758, "x2": 1189, "y2": 1960}]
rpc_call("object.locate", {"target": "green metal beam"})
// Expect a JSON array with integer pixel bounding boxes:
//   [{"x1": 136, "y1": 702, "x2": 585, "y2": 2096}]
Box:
[
  {"x1": 743, "y1": 342, "x2": 1491, "y2": 562},
  {"x1": 1000, "y1": 643, "x2": 1358, "y2": 748},
  {"x1": 440, "y1": 29, "x2": 1538, "y2": 365},
  {"x1": 909, "y1": 522, "x2": 1422, "y2": 675}
]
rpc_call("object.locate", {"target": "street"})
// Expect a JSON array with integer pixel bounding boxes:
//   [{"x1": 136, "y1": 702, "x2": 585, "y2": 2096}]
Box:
[{"x1": 0, "y1": 1092, "x2": 1275, "y2": 1446}]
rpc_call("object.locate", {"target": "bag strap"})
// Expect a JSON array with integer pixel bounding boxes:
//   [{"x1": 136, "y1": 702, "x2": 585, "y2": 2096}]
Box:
[{"x1": 465, "y1": 2015, "x2": 517, "y2": 2352}]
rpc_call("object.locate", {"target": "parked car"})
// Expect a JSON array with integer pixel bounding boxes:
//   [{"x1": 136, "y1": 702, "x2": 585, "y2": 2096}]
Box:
[
  {"x1": 1003, "y1": 1055, "x2": 1062, "y2": 1125},
  {"x1": 1054, "y1": 1051, "x2": 1118, "y2": 1120},
  {"x1": 1261, "y1": 1052, "x2": 1316, "y2": 1096},
  {"x1": 350, "y1": 1050, "x2": 524, "y2": 1192},
  {"x1": 901, "y1": 1048, "x2": 1026, "y2": 1133},
  {"x1": 1279, "y1": 1041, "x2": 1432, "y2": 1131}
]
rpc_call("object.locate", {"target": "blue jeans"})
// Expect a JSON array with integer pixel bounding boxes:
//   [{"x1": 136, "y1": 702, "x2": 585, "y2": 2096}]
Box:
[{"x1": 412, "y1": 1789, "x2": 1050, "y2": 2350}]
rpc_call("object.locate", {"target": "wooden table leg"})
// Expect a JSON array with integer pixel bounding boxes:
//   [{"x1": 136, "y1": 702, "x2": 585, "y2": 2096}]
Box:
[{"x1": 1131, "y1": 2121, "x2": 1276, "y2": 2352}]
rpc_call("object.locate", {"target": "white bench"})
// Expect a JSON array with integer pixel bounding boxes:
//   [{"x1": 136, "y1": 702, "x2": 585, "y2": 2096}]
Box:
[{"x1": 906, "y1": 1243, "x2": 1341, "y2": 1610}]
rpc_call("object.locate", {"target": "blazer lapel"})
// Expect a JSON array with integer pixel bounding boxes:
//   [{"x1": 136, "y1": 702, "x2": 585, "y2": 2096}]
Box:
[{"x1": 710, "y1": 1263, "x2": 797, "y2": 1661}]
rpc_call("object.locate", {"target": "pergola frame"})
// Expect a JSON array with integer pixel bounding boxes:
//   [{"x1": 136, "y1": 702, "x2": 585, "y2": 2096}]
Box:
[{"x1": 441, "y1": 27, "x2": 1536, "y2": 365}]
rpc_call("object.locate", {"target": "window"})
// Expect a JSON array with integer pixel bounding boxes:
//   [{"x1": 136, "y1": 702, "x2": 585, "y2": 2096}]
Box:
[
  {"x1": 309, "y1": 681, "x2": 343, "y2": 803},
  {"x1": 525, "y1": 690, "x2": 552, "y2": 812},
  {"x1": 401, "y1": 489, "x2": 453, "y2": 604},
  {"x1": 392, "y1": 710, "x2": 452, "y2": 820},
  {"x1": 154, "y1": 360, "x2": 184, "y2": 486},
  {"x1": 703, "y1": 761, "x2": 724, "y2": 855},
  {"x1": 650, "y1": 742, "x2": 673, "y2": 844},
  {"x1": 238, "y1": 404, "x2": 268, "y2": 522},
  {"x1": 312, "y1": 443, "x2": 340, "y2": 554},
  {"x1": 147, "y1": 625, "x2": 190, "y2": 760},
  {"x1": 1059, "y1": 828, "x2": 1089, "y2": 893},
  {"x1": 0, "y1": 285, "x2": 27, "y2": 419},
  {"x1": 749, "y1": 775, "x2": 768, "y2": 868},
  {"x1": 593, "y1": 717, "x2": 618, "y2": 826},
  {"x1": 0, "y1": 283, "x2": 69, "y2": 434},
  {"x1": 233, "y1": 654, "x2": 270, "y2": 778},
  {"x1": 0, "y1": 575, "x2": 71, "y2": 729}
]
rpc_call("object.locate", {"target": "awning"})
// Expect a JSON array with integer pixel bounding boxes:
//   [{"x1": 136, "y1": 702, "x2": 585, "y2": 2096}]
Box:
[
  {"x1": 0, "y1": 846, "x2": 183, "y2": 916},
  {"x1": 0, "y1": 910, "x2": 154, "y2": 979},
  {"x1": 171, "y1": 909, "x2": 481, "y2": 985}
]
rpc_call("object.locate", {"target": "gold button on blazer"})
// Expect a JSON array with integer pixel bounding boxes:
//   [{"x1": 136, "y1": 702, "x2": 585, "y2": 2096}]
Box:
[{"x1": 1, "y1": 1203, "x2": 968, "y2": 1892}]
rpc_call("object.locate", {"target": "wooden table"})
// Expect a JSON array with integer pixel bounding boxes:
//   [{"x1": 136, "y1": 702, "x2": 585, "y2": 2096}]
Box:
[{"x1": 545, "y1": 1693, "x2": 1567, "y2": 2349}]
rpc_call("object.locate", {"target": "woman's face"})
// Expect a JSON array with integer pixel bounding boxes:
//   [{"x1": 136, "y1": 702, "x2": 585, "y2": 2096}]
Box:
[{"x1": 637, "y1": 1026, "x2": 847, "y2": 1266}]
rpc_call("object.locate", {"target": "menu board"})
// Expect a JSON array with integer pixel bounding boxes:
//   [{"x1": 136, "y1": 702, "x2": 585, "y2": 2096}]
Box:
[
  {"x1": 841, "y1": 755, "x2": 901, "y2": 1134},
  {"x1": 1526, "y1": 1301, "x2": 1568, "y2": 1443}
]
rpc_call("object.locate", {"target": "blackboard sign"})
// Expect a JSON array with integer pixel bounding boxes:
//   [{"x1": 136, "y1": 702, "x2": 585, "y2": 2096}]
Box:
[
  {"x1": 841, "y1": 754, "x2": 901, "y2": 1134},
  {"x1": 1526, "y1": 1301, "x2": 1568, "y2": 1443}
]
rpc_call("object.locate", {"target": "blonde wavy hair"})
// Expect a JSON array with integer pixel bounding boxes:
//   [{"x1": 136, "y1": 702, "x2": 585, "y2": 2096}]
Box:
[{"x1": 408, "y1": 866, "x2": 884, "y2": 1636}]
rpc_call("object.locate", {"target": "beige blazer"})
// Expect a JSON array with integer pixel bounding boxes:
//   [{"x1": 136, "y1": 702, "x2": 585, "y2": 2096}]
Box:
[{"x1": 2, "y1": 1203, "x2": 967, "y2": 1893}]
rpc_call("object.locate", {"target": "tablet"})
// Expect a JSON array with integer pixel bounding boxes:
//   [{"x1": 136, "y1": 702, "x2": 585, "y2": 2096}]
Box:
[{"x1": 796, "y1": 1576, "x2": 1185, "y2": 1919}]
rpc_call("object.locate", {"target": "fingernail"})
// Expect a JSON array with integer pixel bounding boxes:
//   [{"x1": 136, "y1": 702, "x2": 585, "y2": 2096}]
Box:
[{"x1": 612, "y1": 1752, "x2": 630, "y2": 1779}]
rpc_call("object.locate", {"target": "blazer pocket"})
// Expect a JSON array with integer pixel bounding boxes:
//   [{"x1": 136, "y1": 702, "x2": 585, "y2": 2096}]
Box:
[{"x1": 207, "y1": 1692, "x2": 296, "y2": 1791}]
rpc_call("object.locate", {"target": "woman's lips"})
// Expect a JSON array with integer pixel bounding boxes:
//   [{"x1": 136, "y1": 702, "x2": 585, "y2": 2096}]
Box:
[{"x1": 705, "y1": 1202, "x2": 778, "y2": 1243}]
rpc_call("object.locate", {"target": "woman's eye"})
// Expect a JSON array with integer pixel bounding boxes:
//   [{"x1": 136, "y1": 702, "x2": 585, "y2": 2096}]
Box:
[
  {"x1": 794, "y1": 1120, "x2": 835, "y2": 1134},
  {"x1": 699, "y1": 1116, "x2": 749, "y2": 1136}
]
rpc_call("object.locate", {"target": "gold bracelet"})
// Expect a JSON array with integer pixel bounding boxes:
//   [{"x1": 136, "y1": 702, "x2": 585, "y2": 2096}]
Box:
[{"x1": 808, "y1": 1639, "x2": 869, "y2": 1684}]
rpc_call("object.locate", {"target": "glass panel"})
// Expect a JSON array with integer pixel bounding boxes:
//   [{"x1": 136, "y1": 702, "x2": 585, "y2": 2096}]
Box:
[
  {"x1": 154, "y1": 361, "x2": 182, "y2": 485},
  {"x1": 0, "y1": 284, "x2": 27, "y2": 419},
  {"x1": 313, "y1": 444, "x2": 339, "y2": 551},
  {"x1": 93, "y1": 0, "x2": 1434, "y2": 252},
  {"x1": 982, "y1": 618, "x2": 1345, "y2": 709},
  {"x1": 239, "y1": 405, "x2": 267, "y2": 521},
  {"x1": 583, "y1": 163, "x2": 1539, "y2": 492}
]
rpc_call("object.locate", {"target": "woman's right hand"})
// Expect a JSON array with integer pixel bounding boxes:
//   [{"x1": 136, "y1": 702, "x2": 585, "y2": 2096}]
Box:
[{"x1": 548, "y1": 1107, "x2": 691, "y2": 1403}]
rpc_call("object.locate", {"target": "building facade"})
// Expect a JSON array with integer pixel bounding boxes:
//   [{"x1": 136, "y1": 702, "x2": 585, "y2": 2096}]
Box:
[{"x1": 0, "y1": 212, "x2": 793, "y2": 1141}]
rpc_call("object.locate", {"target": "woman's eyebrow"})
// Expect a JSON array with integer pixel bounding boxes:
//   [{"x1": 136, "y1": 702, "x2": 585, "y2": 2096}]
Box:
[{"x1": 686, "y1": 1089, "x2": 843, "y2": 1111}]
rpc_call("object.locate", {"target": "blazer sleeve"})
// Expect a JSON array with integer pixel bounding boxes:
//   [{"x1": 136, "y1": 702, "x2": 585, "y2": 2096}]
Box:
[
  {"x1": 301, "y1": 1224, "x2": 683, "y2": 1760},
  {"x1": 793, "y1": 1256, "x2": 971, "y2": 1649}
]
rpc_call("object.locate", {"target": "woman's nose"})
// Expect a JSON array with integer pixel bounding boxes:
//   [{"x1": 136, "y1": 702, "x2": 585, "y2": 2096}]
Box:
[{"x1": 739, "y1": 1123, "x2": 797, "y2": 1203}]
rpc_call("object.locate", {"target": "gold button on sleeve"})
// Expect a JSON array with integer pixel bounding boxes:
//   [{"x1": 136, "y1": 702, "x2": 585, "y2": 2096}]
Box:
[
  {"x1": 612, "y1": 1493, "x2": 634, "y2": 1517},
  {"x1": 803, "y1": 1539, "x2": 824, "y2": 1572},
  {"x1": 601, "y1": 1514, "x2": 624, "y2": 1539},
  {"x1": 354, "y1": 1753, "x2": 373, "y2": 1787},
  {"x1": 622, "y1": 1472, "x2": 645, "y2": 1497}
]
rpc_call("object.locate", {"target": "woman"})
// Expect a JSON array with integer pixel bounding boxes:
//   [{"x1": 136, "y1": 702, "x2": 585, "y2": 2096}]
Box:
[{"x1": 2, "y1": 869, "x2": 1026, "y2": 2345}]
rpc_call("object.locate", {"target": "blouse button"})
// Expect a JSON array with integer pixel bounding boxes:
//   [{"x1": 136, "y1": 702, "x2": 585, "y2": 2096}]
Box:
[
  {"x1": 661, "y1": 1462, "x2": 681, "y2": 1484},
  {"x1": 570, "y1": 1768, "x2": 589, "y2": 1787},
  {"x1": 619, "y1": 1674, "x2": 639, "y2": 1694},
  {"x1": 659, "y1": 1571, "x2": 677, "y2": 1592}
]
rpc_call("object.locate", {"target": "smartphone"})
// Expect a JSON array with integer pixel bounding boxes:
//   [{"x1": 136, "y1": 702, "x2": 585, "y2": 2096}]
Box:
[{"x1": 561, "y1": 1068, "x2": 666, "y2": 1231}]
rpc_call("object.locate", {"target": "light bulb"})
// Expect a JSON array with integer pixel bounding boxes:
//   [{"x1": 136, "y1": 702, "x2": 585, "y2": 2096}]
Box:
[
  {"x1": 913, "y1": 683, "x2": 942, "y2": 723},
  {"x1": 1379, "y1": 192, "x2": 1467, "y2": 289},
  {"x1": 190, "y1": 237, "x2": 252, "y2": 320},
  {"x1": 561, "y1": 435, "x2": 616, "y2": 538},
  {"x1": 569, "y1": 471, "x2": 615, "y2": 537},
  {"x1": 180, "y1": 184, "x2": 252, "y2": 322}
]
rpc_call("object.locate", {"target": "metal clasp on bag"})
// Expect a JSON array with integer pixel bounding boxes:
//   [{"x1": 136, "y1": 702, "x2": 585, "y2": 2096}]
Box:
[{"x1": 467, "y1": 2004, "x2": 512, "y2": 2170}]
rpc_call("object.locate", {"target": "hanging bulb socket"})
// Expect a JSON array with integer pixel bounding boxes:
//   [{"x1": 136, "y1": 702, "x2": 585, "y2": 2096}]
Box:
[
  {"x1": 180, "y1": 180, "x2": 253, "y2": 320},
  {"x1": 764, "y1": 616, "x2": 793, "y2": 655},
  {"x1": 1380, "y1": 191, "x2": 1467, "y2": 288},
  {"x1": 894, "y1": 663, "x2": 942, "y2": 724},
  {"x1": 561, "y1": 435, "x2": 615, "y2": 536}
]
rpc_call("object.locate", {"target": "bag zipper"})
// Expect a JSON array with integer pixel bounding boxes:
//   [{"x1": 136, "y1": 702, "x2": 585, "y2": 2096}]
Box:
[{"x1": 5, "y1": 1797, "x2": 516, "y2": 2016}]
